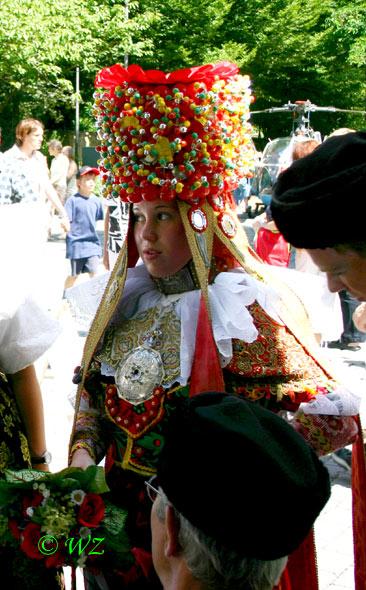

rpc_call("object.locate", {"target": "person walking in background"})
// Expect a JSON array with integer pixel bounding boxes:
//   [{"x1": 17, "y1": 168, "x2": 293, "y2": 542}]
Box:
[
  {"x1": 3, "y1": 118, "x2": 69, "y2": 234},
  {"x1": 62, "y1": 145, "x2": 78, "y2": 200},
  {"x1": 64, "y1": 166, "x2": 103, "y2": 290},
  {"x1": 1, "y1": 120, "x2": 69, "y2": 306},
  {"x1": 48, "y1": 139, "x2": 69, "y2": 204},
  {"x1": 0, "y1": 151, "x2": 41, "y2": 304},
  {"x1": 0, "y1": 151, "x2": 38, "y2": 205}
]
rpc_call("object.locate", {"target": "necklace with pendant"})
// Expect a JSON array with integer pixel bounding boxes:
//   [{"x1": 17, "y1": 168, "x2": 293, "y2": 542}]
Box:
[{"x1": 114, "y1": 303, "x2": 179, "y2": 405}]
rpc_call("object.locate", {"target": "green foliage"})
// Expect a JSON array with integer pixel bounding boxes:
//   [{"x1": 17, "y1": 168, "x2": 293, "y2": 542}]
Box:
[{"x1": 0, "y1": 0, "x2": 364, "y2": 147}]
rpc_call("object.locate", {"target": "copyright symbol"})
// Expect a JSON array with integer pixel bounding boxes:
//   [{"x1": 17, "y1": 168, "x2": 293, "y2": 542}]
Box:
[{"x1": 38, "y1": 534, "x2": 58, "y2": 555}]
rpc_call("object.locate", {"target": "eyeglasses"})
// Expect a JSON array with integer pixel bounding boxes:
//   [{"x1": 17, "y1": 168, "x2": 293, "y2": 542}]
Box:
[{"x1": 145, "y1": 476, "x2": 161, "y2": 502}]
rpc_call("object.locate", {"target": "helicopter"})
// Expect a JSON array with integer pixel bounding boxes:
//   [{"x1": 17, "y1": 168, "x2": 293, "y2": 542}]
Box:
[{"x1": 248, "y1": 100, "x2": 366, "y2": 212}]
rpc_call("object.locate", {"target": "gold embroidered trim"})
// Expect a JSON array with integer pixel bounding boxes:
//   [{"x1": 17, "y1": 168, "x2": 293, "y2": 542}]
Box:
[
  {"x1": 115, "y1": 445, "x2": 156, "y2": 477},
  {"x1": 96, "y1": 305, "x2": 181, "y2": 387},
  {"x1": 70, "y1": 441, "x2": 97, "y2": 462},
  {"x1": 121, "y1": 436, "x2": 133, "y2": 470}
]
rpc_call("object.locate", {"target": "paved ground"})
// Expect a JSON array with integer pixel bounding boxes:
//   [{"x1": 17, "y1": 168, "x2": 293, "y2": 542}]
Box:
[{"x1": 35, "y1": 230, "x2": 366, "y2": 590}]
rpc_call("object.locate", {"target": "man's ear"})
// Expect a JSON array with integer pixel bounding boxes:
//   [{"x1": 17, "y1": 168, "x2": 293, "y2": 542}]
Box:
[{"x1": 165, "y1": 504, "x2": 181, "y2": 557}]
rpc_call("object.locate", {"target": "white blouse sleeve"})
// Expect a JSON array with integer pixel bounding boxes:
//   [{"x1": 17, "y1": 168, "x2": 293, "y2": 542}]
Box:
[{"x1": 0, "y1": 297, "x2": 61, "y2": 374}]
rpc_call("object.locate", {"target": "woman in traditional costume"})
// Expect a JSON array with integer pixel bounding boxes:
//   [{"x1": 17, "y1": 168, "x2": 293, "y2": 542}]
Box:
[{"x1": 69, "y1": 62, "x2": 365, "y2": 590}]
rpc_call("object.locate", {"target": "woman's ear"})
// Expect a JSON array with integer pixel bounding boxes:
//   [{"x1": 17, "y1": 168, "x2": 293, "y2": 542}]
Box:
[{"x1": 165, "y1": 504, "x2": 181, "y2": 557}]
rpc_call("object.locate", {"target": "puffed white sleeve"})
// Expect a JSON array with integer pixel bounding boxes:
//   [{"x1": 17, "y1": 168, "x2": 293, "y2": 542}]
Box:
[{"x1": 0, "y1": 297, "x2": 61, "y2": 374}]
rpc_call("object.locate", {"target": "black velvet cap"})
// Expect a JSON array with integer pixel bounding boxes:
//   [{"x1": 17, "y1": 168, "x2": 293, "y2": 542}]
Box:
[
  {"x1": 157, "y1": 392, "x2": 330, "y2": 560},
  {"x1": 271, "y1": 131, "x2": 366, "y2": 248}
]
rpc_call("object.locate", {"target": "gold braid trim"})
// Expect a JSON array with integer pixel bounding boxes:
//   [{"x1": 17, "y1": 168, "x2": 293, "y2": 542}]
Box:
[
  {"x1": 121, "y1": 436, "x2": 133, "y2": 470},
  {"x1": 70, "y1": 441, "x2": 97, "y2": 462},
  {"x1": 177, "y1": 200, "x2": 214, "y2": 313},
  {"x1": 116, "y1": 435, "x2": 156, "y2": 476},
  {"x1": 68, "y1": 218, "x2": 131, "y2": 461}
]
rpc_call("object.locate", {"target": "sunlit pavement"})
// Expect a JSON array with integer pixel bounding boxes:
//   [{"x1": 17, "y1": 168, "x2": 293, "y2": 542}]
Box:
[{"x1": 37, "y1": 230, "x2": 366, "y2": 590}]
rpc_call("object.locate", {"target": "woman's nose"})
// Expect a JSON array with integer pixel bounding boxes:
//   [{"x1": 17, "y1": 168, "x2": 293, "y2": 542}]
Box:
[{"x1": 141, "y1": 219, "x2": 157, "y2": 241}]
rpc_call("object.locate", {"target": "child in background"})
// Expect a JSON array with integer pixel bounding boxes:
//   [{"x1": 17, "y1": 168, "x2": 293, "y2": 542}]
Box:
[{"x1": 64, "y1": 166, "x2": 103, "y2": 290}]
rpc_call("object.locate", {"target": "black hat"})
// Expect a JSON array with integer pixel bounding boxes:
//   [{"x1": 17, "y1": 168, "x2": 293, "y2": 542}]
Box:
[
  {"x1": 76, "y1": 165, "x2": 99, "y2": 178},
  {"x1": 157, "y1": 392, "x2": 330, "y2": 560},
  {"x1": 271, "y1": 131, "x2": 366, "y2": 248}
]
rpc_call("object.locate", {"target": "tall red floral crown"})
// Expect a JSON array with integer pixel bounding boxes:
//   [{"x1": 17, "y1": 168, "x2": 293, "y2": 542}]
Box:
[{"x1": 93, "y1": 62, "x2": 254, "y2": 209}]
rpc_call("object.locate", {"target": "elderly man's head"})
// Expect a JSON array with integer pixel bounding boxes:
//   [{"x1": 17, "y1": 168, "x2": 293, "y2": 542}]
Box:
[{"x1": 149, "y1": 392, "x2": 330, "y2": 590}]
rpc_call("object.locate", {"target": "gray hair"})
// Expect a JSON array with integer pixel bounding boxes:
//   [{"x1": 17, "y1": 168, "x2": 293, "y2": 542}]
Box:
[{"x1": 156, "y1": 491, "x2": 287, "y2": 590}]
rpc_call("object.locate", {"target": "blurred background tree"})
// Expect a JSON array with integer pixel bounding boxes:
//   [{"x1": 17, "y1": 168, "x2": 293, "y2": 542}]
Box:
[{"x1": 0, "y1": 0, "x2": 364, "y2": 149}]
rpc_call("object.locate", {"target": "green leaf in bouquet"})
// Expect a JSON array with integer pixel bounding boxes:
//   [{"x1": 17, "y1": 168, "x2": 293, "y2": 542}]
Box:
[
  {"x1": 82, "y1": 465, "x2": 110, "y2": 494},
  {"x1": 45, "y1": 466, "x2": 110, "y2": 494},
  {"x1": 4, "y1": 468, "x2": 48, "y2": 484},
  {"x1": 0, "y1": 487, "x2": 18, "y2": 508},
  {"x1": 0, "y1": 514, "x2": 15, "y2": 547},
  {"x1": 103, "y1": 499, "x2": 128, "y2": 536},
  {"x1": 102, "y1": 500, "x2": 132, "y2": 563},
  {"x1": 0, "y1": 469, "x2": 47, "y2": 507}
]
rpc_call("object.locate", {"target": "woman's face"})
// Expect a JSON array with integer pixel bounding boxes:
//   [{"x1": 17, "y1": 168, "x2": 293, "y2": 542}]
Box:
[
  {"x1": 133, "y1": 200, "x2": 192, "y2": 278},
  {"x1": 21, "y1": 126, "x2": 44, "y2": 153},
  {"x1": 309, "y1": 247, "x2": 366, "y2": 301}
]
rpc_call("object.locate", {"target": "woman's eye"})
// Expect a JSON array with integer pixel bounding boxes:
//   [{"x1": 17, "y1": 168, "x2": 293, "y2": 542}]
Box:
[
  {"x1": 132, "y1": 213, "x2": 144, "y2": 222},
  {"x1": 157, "y1": 212, "x2": 171, "y2": 220}
]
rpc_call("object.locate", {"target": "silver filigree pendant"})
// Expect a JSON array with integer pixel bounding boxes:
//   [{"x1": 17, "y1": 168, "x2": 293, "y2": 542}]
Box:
[{"x1": 114, "y1": 346, "x2": 165, "y2": 405}]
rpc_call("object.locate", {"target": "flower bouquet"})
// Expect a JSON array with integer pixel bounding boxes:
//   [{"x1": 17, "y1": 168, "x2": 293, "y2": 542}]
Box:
[{"x1": 0, "y1": 466, "x2": 131, "y2": 570}]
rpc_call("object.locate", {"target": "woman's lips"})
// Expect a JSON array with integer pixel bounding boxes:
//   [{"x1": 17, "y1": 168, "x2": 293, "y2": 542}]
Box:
[{"x1": 143, "y1": 249, "x2": 160, "y2": 260}]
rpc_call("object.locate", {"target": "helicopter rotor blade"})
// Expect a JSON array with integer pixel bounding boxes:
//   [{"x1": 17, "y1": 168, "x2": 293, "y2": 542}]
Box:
[
  {"x1": 305, "y1": 105, "x2": 366, "y2": 114},
  {"x1": 250, "y1": 107, "x2": 295, "y2": 114},
  {"x1": 323, "y1": 107, "x2": 366, "y2": 115},
  {"x1": 251, "y1": 103, "x2": 366, "y2": 115}
]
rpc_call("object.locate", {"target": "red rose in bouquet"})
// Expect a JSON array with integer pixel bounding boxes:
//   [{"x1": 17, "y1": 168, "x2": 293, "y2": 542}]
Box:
[
  {"x1": 20, "y1": 522, "x2": 43, "y2": 560},
  {"x1": 78, "y1": 493, "x2": 105, "y2": 528}
]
